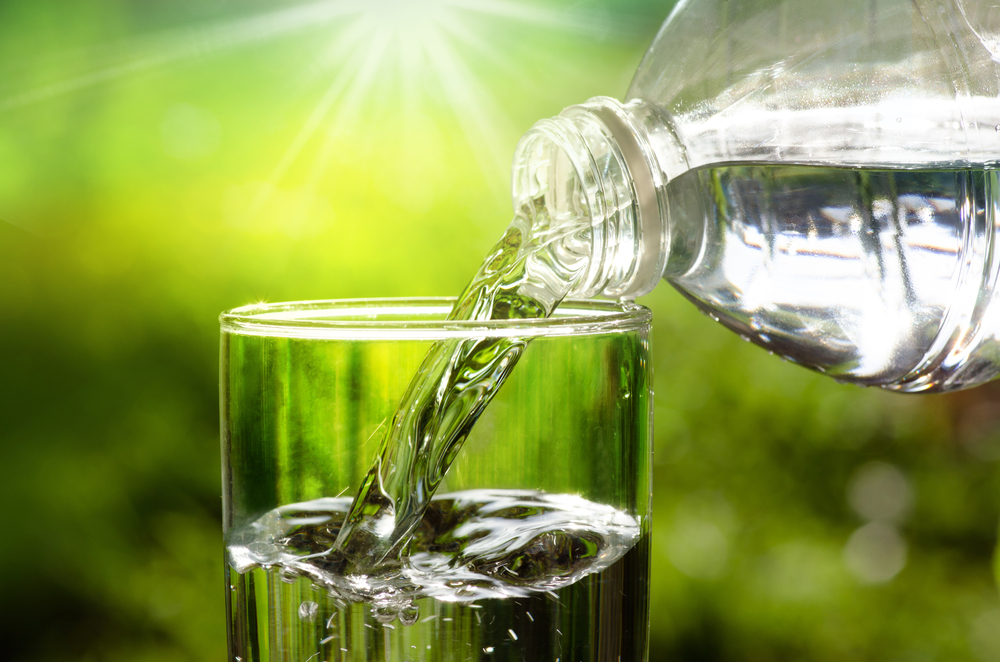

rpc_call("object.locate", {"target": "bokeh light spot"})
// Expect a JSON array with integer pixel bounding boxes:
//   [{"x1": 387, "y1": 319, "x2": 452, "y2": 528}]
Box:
[
  {"x1": 843, "y1": 521, "x2": 907, "y2": 584},
  {"x1": 847, "y1": 461, "x2": 913, "y2": 522}
]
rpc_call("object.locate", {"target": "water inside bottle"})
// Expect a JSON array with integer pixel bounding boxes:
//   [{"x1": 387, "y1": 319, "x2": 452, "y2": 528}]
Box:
[{"x1": 666, "y1": 163, "x2": 999, "y2": 390}]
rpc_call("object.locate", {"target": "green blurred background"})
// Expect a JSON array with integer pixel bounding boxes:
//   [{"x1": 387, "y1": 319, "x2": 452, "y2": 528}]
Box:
[{"x1": 2, "y1": 0, "x2": 1000, "y2": 660}]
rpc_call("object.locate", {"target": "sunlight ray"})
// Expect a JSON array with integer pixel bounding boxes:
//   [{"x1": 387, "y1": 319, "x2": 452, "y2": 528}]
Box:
[
  {"x1": 446, "y1": 0, "x2": 637, "y2": 38},
  {"x1": 1, "y1": 0, "x2": 644, "y2": 116},
  {"x1": 259, "y1": 16, "x2": 379, "y2": 185},
  {"x1": 436, "y1": 15, "x2": 570, "y2": 110},
  {"x1": 1, "y1": 0, "x2": 652, "y2": 206},
  {"x1": 245, "y1": 26, "x2": 386, "y2": 220},
  {"x1": 325, "y1": 27, "x2": 396, "y2": 141},
  {"x1": 298, "y1": 27, "x2": 395, "y2": 197},
  {"x1": 435, "y1": 12, "x2": 524, "y2": 79},
  {"x1": 296, "y1": 12, "x2": 385, "y2": 88},
  {"x1": 247, "y1": 56, "x2": 361, "y2": 218},
  {"x1": 421, "y1": 25, "x2": 514, "y2": 187},
  {"x1": 398, "y1": 31, "x2": 426, "y2": 117}
]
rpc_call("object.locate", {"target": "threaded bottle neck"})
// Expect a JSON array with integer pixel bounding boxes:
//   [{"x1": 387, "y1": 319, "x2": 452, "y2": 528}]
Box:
[{"x1": 511, "y1": 97, "x2": 676, "y2": 299}]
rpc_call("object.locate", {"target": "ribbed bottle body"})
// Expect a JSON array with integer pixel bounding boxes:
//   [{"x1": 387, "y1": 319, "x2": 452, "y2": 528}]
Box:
[
  {"x1": 631, "y1": 0, "x2": 1000, "y2": 391},
  {"x1": 663, "y1": 162, "x2": 1000, "y2": 391}
]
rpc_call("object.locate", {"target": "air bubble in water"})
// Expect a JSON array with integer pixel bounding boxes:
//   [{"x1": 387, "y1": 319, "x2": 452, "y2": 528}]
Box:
[
  {"x1": 373, "y1": 606, "x2": 400, "y2": 624},
  {"x1": 398, "y1": 606, "x2": 420, "y2": 627},
  {"x1": 299, "y1": 601, "x2": 319, "y2": 622}
]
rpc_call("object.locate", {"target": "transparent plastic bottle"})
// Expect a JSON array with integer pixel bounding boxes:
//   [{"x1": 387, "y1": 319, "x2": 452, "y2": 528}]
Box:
[{"x1": 512, "y1": 0, "x2": 1000, "y2": 393}]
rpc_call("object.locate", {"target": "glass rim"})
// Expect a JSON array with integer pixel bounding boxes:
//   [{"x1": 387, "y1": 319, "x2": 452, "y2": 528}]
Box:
[{"x1": 219, "y1": 297, "x2": 651, "y2": 340}]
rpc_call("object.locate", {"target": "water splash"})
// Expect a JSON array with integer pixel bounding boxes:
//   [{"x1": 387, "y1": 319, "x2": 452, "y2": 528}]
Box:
[
  {"x1": 228, "y1": 489, "x2": 640, "y2": 619},
  {"x1": 335, "y1": 199, "x2": 594, "y2": 569}
]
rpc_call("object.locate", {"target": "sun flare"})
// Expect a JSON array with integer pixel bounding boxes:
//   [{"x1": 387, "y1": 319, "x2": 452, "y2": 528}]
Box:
[{"x1": 0, "y1": 0, "x2": 633, "y2": 212}]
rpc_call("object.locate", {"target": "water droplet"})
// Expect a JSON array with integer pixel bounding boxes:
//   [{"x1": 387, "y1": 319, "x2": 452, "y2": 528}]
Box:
[
  {"x1": 739, "y1": 334, "x2": 752, "y2": 342},
  {"x1": 708, "y1": 313, "x2": 720, "y2": 322},
  {"x1": 484, "y1": 647, "x2": 495, "y2": 654},
  {"x1": 508, "y1": 628, "x2": 519, "y2": 641},
  {"x1": 299, "y1": 601, "x2": 319, "y2": 622},
  {"x1": 896, "y1": 117, "x2": 902, "y2": 123},
  {"x1": 526, "y1": 612, "x2": 534, "y2": 622},
  {"x1": 759, "y1": 333, "x2": 771, "y2": 343}
]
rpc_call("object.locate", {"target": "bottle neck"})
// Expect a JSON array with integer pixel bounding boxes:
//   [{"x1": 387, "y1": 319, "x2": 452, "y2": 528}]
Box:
[{"x1": 511, "y1": 97, "x2": 688, "y2": 299}]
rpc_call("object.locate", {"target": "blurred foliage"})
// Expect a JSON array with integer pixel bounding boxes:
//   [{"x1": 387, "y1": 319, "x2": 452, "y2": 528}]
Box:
[{"x1": 1, "y1": 0, "x2": 999, "y2": 660}]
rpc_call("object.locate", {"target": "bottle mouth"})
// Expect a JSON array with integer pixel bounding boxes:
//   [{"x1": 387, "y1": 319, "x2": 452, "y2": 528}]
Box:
[
  {"x1": 582, "y1": 101, "x2": 665, "y2": 298},
  {"x1": 511, "y1": 97, "x2": 667, "y2": 299}
]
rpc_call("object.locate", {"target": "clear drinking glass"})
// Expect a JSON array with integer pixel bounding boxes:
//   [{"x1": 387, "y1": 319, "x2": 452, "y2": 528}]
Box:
[{"x1": 220, "y1": 298, "x2": 653, "y2": 662}]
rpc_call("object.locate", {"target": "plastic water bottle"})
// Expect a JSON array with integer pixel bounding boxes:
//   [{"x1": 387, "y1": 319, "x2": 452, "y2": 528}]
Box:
[{"x1": 511, "y1": 0, "x2": 1000, "y2": 392}]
